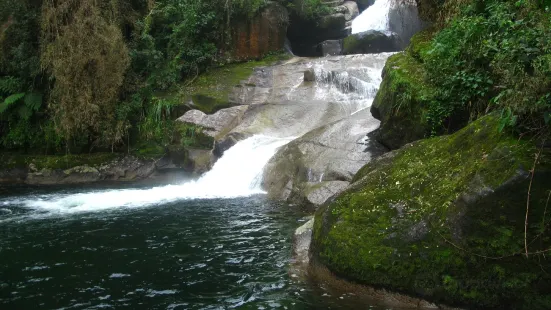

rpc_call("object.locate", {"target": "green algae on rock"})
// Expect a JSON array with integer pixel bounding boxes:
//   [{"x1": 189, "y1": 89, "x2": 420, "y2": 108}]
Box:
[
  {"x1": 370, "y1": 51, "x2": 432, "y2": 149},
  {"x1": 312, "y1": 115, "x2": 551, "y2": 309},
  {"x1": 178, "y1": 54, "x2": 292, "y2": 114}
]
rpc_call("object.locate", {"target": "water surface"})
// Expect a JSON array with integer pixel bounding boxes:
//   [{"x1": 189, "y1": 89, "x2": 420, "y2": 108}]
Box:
[{"x1": 0, "y1": 184, "x2": 399, "y2": 310}]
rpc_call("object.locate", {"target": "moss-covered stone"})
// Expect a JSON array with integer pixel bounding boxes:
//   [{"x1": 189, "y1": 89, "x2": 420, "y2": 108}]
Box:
[
  {"x1": 342, "y1": 30, "x2": 401, "y2": 55},
  {"x1": 178, "y1": 53, "x2": 291, "y2": 114},
  {"x1": 0, "y1": 153, "x2": 120, "y2": 170},
  {"x1": 313, "y1": 115, "x2": 551, "y2": 309},
  {"x1": 176, "y1": 123, "x2": 214, "y2": 150},
  {"x1": 371, "y1": 51, "x2": 433, "y2": 149},
  {"x1": 407, "y1": 29, "x2": 435, "y2": 61}
]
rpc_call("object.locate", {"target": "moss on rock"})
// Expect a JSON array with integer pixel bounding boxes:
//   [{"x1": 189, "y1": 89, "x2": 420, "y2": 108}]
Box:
[
  {"x1": 0, "y1": 153, "x2": 120, "y2": 170},
  {"x1": 342, "y1": 30, "x2": 401, "y2": 55},
  {"x1": 179, "y1": 53, "x2": 291, "y2": 114},
  {"x1": 371, "y1": 51, "x2": 433, "y2": 149},
  {"x1": 313, "y1": 115, "x2": 551, "y2": 309}
]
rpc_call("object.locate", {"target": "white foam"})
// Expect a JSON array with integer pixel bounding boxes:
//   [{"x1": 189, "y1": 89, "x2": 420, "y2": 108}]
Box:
[
  {"x1": 10, "y1": 135, "x2": 292, "y2": 215},
  {"x1": 352, "y1": 0, "x2": 392, "y2": 34}
]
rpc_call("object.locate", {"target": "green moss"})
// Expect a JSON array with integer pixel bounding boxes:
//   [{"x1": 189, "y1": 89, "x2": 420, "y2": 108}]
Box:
[
  {"x1": 178, "y1": 53, "x2": 291, "y2": 114},
  {"x1": 131, "y1": 144, "x2": 166, "y2": 159},
  {"x1": 342, "y1": 35, "x2": 359, "y2": 53},
  {"x1": 313, "y1": 115, "x2": 551, "y2": 309},
  {"x1": 0, "y1": 153, "x2": 120, "y2": 170},
  {"x1": 407, "y1": 28, "x2": 435, "y2": 61},
  {"x1": 371, "y1": 52, "x2": 434, "y2": 149},
  {"x1": 177, "y1": 123, "x2": 214, "y2": 150}
]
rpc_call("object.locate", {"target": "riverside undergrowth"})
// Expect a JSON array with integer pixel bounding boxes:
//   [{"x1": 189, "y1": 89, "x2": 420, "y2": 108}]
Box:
[
  {"x1": 387, "y1": 0, "x2": 551, "y2": 139},
  {"x1": 0, "y1": 0, "x2": 300, "y2": 155}
]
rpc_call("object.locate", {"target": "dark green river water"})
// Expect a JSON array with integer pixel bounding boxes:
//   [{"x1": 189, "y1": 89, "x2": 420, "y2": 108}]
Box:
[{"x1": 0, "y1": 184, "x2": 400, "y2": 310}]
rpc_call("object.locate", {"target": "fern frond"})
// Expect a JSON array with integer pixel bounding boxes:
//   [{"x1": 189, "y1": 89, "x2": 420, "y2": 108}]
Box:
[
  {"x1": 3, "y1": 92, "x2": 25, "y2": 105},
  {"x1": 0, "y1": 77, "x2": 23, "y2": 94},
  {"x1": 24, "y1": 92, "x2": 43, "y2": 111},
  {"x1": 18, "y1": 105, "x2": 33, "y2": 120}
]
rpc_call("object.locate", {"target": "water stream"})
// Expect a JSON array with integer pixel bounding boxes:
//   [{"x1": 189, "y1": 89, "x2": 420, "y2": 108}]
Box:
[
  {"x1": 0, "y1": 4, "x2": 406, "y2": 308},
  {"x1": 352, "y1": 0, "x2": 392, "y2": 34}
]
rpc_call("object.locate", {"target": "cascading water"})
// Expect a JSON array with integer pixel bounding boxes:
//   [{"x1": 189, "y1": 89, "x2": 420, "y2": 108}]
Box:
[
  {"x1": 3, "y1": 54, "x2": 393, "y2": 217},
  {"x1": 352, "y1": 0, "x2": 392, "y2": 34},
  {"x1": 3, "y1": 136, "x2": 291, "y2": 215}
]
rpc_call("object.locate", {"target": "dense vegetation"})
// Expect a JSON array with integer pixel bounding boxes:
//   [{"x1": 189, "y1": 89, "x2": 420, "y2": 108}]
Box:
[
  {"x1": 313, "y1": 1, "x2": 551, "y2": 308},
  {"x1": 0, "y1": 0, "x2": 328, "y2": 155},
  {"x1": 406, "y1": 0, "x2": 551, "y2": 139}
]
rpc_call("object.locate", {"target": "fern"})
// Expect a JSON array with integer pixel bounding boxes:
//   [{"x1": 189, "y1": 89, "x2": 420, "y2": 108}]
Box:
[
  {"x1": 0, "y1": 92, "x2": 25, "y2": 114},
  {"x1": 0, "y1": 77, "x2": 23, "y2": 94},
  {"x1": 24, "y1": 92, "x2": 42, "y2": 111}
]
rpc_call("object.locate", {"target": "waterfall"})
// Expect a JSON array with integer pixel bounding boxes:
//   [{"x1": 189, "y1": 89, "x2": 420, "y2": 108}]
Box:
[
  {"x1": 6, "y1": 53, "x2": 394, "y2": 216},
  {"x1": 351, "y1": 0, "x2": 392, "y2": 34},
  {"x1": 7, "y1": 136, "x2": 291, "y2": 214}
]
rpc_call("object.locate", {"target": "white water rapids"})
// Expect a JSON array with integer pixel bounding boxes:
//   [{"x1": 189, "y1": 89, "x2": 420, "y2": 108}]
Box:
[
  {"x1": 4, "y1": 24, "x2": 395, "y2": 215},
  {"x1": 352, "y1": 0, "x2": 392, "y2": 34},
  {"x1": 3, "y1": 136, "x2": 291, "y2": 214}
]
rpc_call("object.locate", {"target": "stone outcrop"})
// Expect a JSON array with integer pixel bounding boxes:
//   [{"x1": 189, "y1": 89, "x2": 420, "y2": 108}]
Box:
[
  {"x1": 231, "y1": 2, "x2": 289, "y2": 60},
  {"x1": 370, "y1": 51, "x2": 430, "y2": 149},
  {"x1": 176, "y1": 105, "x2": 249, "y2": 140},
  {"x1": 287, "y1": 0, "x2": 360, "y2": 56},
  {"x1": 312, "y1": 115, "x2": 551, "y2": 309},
  {"x1": 343, "y1": 30, "x2": 402, "y2": 55},
  {"x1": 0, "y1": 155, "x2": 158, "y2": 185},
  {"x1": 262, "y1": 109, "x2": 387, "y2": 208}
]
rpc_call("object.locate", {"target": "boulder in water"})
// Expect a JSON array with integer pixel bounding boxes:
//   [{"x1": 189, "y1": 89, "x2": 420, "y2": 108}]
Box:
[
  {"x1": 176, "y1": 105, "x2": 248, "y2": 140},
  {"x1": 312, "y1": 115, "x2": 551, "y2": 309},
  {"x1": 343, "y1": 30, "x2": 402, "y2": 54},
  {"x1": 320, "y1": 39, "x2": 343, "y2": 56},
  {"x1": 15, "y1": 155, "x2": 157, "y2": 185}
]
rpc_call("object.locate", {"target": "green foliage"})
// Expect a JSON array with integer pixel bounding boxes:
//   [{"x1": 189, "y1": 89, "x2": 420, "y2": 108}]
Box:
[
  {"x1": 421, "y1": 0, "x2": 551, "y2": 135},
  {"x1": 314, "y1": 115, "x2": 551, "y2": 309},
  {"x1": 287, "y1": 0, "x2": 331, "y2": 20},
  {"x1": 138, "y1": 96, "x2": 179, "y2": 147},
  {"x1": 178, "y1": 123, "x2": 214, "y2": 149},
  {"x1": 0, "y1": 0, "x2": 283, "y2": 154}
]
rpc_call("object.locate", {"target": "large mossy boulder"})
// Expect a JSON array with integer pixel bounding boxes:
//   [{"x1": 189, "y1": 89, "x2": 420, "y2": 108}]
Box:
[
  {"x1": 370, "y1": 51, "x2": 431, "y2": 149},
  {"x1": 312, "y1": 115, "x2": 551, "y2": 309},
  {"x1": 371, "y1": 30, "x2": 469, "y2": 150},
  {"x1": 342, "y1": 30, "x2": 402, "y2": 55}
]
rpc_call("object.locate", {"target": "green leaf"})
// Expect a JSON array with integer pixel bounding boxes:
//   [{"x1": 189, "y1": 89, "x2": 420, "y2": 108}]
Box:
[
  {"x1": 24, "y1": 92, "x2": 43, "y2": 111},
  {"x1": 3, "y1": 93, "x2": 25, "y2": 106},
  {"x1": 17, "y1": 105, "x2": 32, "y2": 120},
  {"x1": 0, "y1": 93, "x2": 25, "y2": 112}
]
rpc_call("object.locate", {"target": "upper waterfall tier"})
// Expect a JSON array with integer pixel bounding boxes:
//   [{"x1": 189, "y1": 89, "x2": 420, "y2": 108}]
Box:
[
  {"x1": 6, "y1": 53, "x2": 393, "y2": 214},
  {"x1": 352, "y1": 0, "x2": 392, "y2": 34}
]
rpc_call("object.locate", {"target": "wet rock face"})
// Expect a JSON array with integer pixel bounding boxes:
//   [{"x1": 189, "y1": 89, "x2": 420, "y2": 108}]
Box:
[
  {"x1": 287, "y1": 0, "x2": 359, "y2": 56},
  {"x1": 388, "y1": 0, "x2": 427, "y2": 49},
  {"x1": 355, "y1": 0, "x2": 375, "y2": 11},
  {"x1": 0, "y1": 156, "x2": 158, "y2": 185},
  {"x1": 320, "y1": 39, "x2": 343, "y2": 56},
  {"x1": 262, "y1": 109, "x2": 387, "y2": 208},
  {"x1": 231, "y1": 2, "x2": 289, "y2": 60},
  {"x1": 176, "y1": 106, "x2": 249, "y2": 140},
  {"x1": 343, "y1": 30, "x2": 402, "y2": 55}
]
